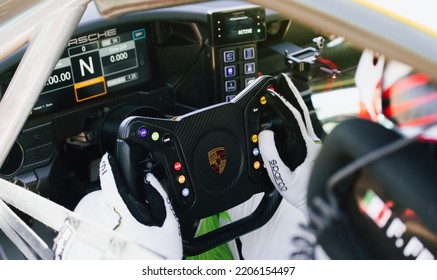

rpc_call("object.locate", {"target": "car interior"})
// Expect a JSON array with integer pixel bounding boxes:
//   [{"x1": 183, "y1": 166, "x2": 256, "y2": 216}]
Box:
[{"x1": 0, "y1": 0, "x2": 436, "y2": 260}]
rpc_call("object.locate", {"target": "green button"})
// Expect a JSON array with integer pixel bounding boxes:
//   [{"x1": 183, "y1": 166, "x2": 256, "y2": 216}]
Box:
[{"x1": 151, "y1": 132, "x2": 160, "y2": 141}]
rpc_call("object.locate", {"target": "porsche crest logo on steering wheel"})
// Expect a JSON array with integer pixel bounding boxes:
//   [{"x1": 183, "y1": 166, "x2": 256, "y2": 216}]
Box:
[{"x1": 208, "y1": 147, "x2": 227, "y2": 175}]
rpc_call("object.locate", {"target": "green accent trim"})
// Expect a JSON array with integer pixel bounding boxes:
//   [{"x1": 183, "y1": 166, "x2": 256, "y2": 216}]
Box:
[{"x1": 186, "y1": 212, "x2": 234, "y2": 260}]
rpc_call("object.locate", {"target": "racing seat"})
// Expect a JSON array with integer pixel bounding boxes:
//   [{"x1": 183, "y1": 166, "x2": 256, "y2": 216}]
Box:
[{"x1": 306, "y1": 118, "x2": 437, "y2": 259}]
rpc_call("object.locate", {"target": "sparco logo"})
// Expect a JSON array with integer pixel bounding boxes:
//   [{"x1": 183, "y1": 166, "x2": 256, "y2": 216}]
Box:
[
  {"x1": 269, "y1": 160, "x2": 287, "y2": 191},
  {"x1": 67, "y1": 28, "x2": 117, "y2": 47}
]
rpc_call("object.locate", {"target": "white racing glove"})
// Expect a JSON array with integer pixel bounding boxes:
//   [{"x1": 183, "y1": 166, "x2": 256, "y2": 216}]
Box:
[
  {"x1": 54, "y1": 153, "x2": 182, "y2": 259},
  {"x1": 223, "y1": 74, "x2": 325, "y2": 260},
  {"x1": 259, "y1": 73, "x2": 322, "y2": 220}
]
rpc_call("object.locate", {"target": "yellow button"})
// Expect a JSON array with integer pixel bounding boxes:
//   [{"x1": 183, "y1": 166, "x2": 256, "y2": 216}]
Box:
[
  {"x1": 178, "y1": 175, "x2": 186, "y2": 184},
  {"x1": 253, "y1": 161, "x2": 261, "y2": 170},
  {"x1": 260, "y1": 96, "x2": 267, "y2": 105},
  {"x1": 151, "y1": 132, "x2": 160, "y2": 141},
  {"x1": 251, "y1": 134, "x2": 258, "y2": 143}
]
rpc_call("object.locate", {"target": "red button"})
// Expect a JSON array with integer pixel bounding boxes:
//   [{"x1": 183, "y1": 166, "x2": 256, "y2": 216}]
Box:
[{"x1": 174, "y1": 162, "x2": 182, "y2": 171}]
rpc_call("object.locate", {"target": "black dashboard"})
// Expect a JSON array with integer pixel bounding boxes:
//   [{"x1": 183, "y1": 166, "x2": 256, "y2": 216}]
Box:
[{"x1": 0, "y1": 1, "x2": 358, "y2": 211}]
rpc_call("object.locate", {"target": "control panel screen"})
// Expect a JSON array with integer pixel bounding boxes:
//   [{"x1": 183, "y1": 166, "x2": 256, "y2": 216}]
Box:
[
  {"x1": 32, "y1": 26, "x2": 151, "y2": 116},
  {"x1": 208, "y1": 7, "x2": 266, "y2": 46}
]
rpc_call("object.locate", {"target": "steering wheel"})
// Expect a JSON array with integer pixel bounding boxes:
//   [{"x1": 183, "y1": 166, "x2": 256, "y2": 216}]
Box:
[{"x1": 109, "y1": 75, "x2": 285, "y2": 256}]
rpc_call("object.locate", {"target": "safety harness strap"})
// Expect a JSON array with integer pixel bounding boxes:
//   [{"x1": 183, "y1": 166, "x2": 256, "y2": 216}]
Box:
[
  {"x1": 0, "y1": 199, "x2": 52, "y2": 259},
  {"x1": 0, "y1": 178, "x2": 163, "y2": 260}
]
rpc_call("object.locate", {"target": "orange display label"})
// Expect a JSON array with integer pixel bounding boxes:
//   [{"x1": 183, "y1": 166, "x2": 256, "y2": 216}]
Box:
[{"x1": 74, "y1": 76, "x2": 107, "y2": 102}]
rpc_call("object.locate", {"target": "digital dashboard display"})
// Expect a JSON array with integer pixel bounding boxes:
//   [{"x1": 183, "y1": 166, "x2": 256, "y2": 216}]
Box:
[
  {"x1": 32, "y1": 26, "x2": 151, "y2": 116},
  {"x1": 208, "y1": 7, "x2": 266, "y2": 46}
]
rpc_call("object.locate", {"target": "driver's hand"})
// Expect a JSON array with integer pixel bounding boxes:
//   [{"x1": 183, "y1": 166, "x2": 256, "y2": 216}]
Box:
[
  {"x1": 54, "y1": 153, "x2": 182, "y2": 259},
  {"x1": 222, "y1": 74, "x2": 325, "y2": 260},
  {"x1": 259, "y1": 73, "x2": 322, "y2": 220}
]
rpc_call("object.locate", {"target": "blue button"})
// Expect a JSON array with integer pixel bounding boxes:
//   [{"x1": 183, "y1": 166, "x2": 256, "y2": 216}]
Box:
[
  {"x1": 182, "y1": 188, "x2": 190, "y2": 197},
  {"x1": 224, "y1": 66, "x2": 236, "y2": 77},
  {"x1": 223, "y1": 50, "x2": 235, "y2": 63},
  {"x1": 138, "y1": 127, "x2": 148, "y2": 138},
  {"x1": 244, "y1": 47, "x2": 255, "y2": 60},
  {"x1": 244, "y1": 63, "x2": 255, "y2": 75},
  {"x1": 253, "y1": 148, "x2": 260, "y2": 157}
]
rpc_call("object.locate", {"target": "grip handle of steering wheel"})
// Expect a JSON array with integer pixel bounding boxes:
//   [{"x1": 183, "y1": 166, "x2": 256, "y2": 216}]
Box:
[{"x1": 114, "y1": 139, "x2": 142, "y2": 201}]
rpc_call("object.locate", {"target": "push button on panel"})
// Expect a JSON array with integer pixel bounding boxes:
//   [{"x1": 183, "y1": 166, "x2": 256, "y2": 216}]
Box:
[
  {"x1": 151, "y1": 132, "x2": 160, "y2": 141},
  {"x1": 245, "y1": 77, "x2": 256, "y2": 87},
  {"x1": 243, "y1": 47, "x2": 255, "y2": 60},
  {"x1": 182, "y1": 188, "x2": 190, "y2": 197},
  {"x1": 138, "y1": 127, "x2": 148, "y2": 138},
  {"x1": 226, "y1": 95, "x2": 236, "y2": 102},
  {"x1": 225, "y1": 80, "x2": 237, "y2": 92},
  {"x1": 260, "y1": 96, "x2": 267, "y2": 105},
  {"x1": 251, "y1": 134, "x2": 258, "y2": 143},
  {"x1": 174, "y1": 161, "x2": 182, "y2": 171},
  {"x1": 244, "y1": 62, "x2": 255, "y2": 75},
  {"x1": 178, "y1": 175, "x2": 186, "y2": 184},
  {"x1": 224, "y1": 65, "x2": 236, "y2": 77},
  {"x1": 223, "y1": 50, "x2": 235, "y2": 63},
  {"x1": 162, "y1": 133, "x2": 172, "y2": 144}
]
